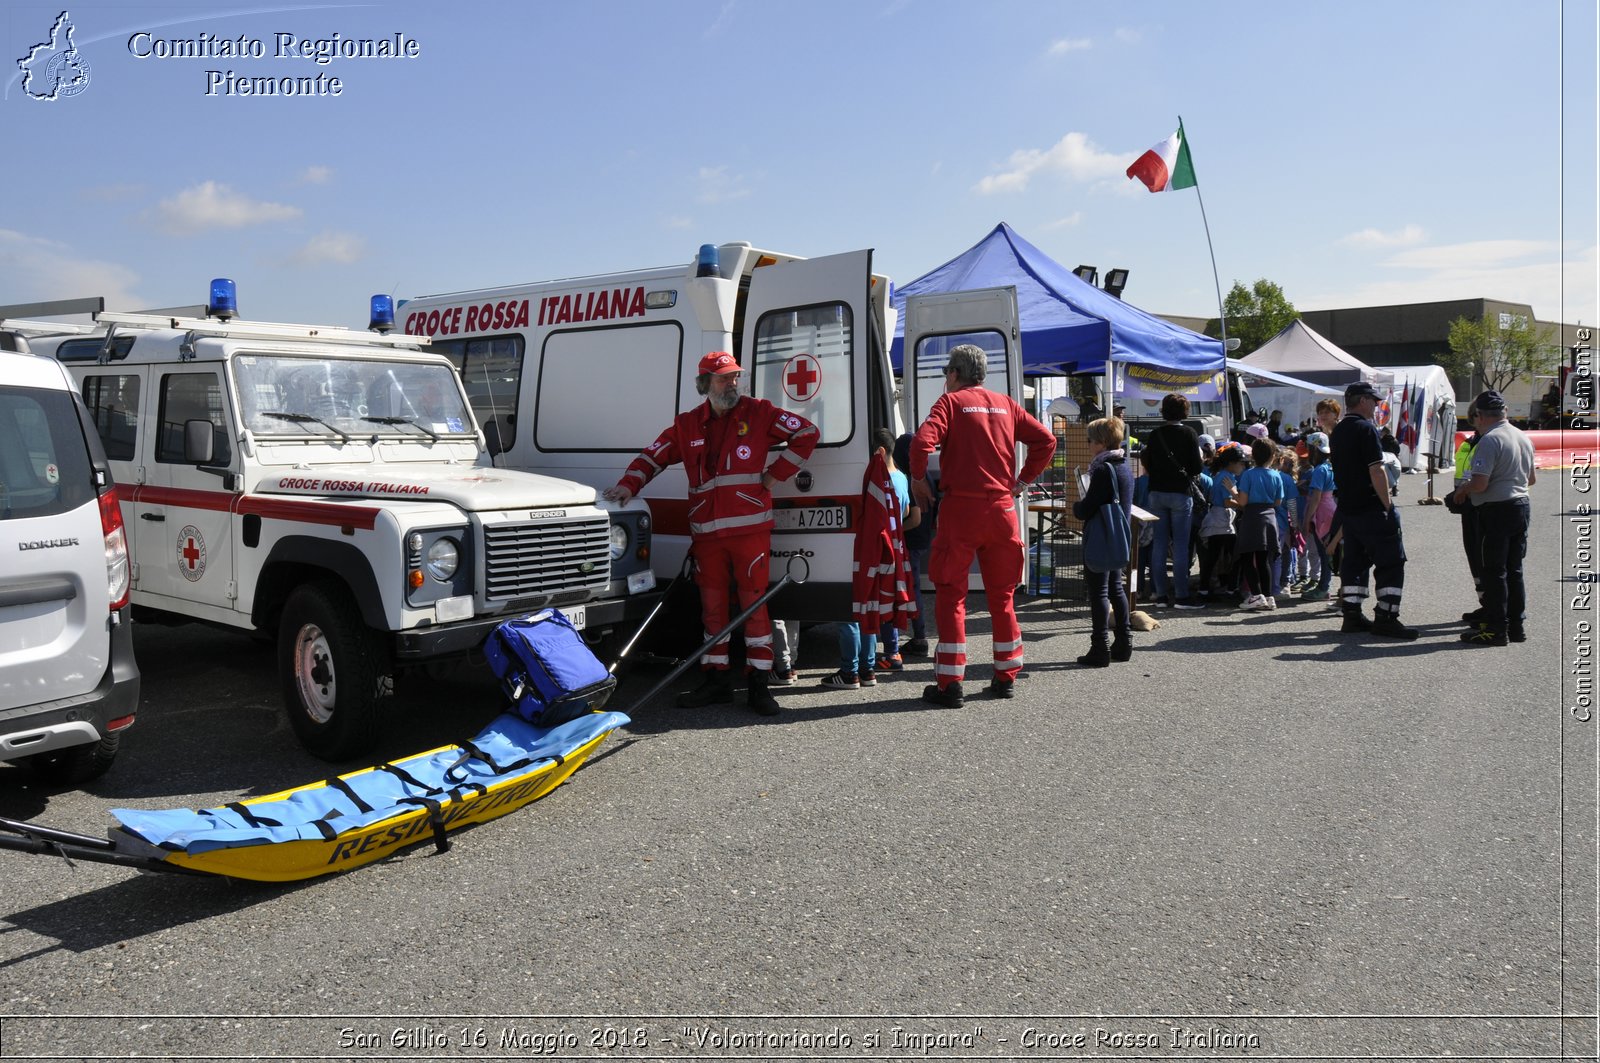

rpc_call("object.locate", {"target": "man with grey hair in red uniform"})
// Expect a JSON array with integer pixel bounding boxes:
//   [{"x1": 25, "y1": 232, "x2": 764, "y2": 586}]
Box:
[
  {"x1": 605, "y1": 351, "x2": 818, "y2": 717},
  {"x1": 910, "y1": 343, "x2": 1057, "y2": 707}
]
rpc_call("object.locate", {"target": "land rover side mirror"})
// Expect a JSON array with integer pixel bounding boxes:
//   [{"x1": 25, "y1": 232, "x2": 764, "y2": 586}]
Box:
[{"x1": 184, "y1": 419, "x2": 215, "y2": 464}]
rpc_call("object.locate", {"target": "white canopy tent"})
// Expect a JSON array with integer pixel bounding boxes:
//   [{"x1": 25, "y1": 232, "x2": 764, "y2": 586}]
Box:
[
  {"x1": 1239, "y1": 320, "x2": 1394, "y2": 387},
  {"x1": 1237, "y1": 320, "x2": 1395, "y2": 430}
]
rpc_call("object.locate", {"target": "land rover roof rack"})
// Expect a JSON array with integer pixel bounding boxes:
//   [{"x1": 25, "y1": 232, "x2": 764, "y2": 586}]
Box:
[{"x1": 95, "y1": 311, "x2": 434, "y2": 349}]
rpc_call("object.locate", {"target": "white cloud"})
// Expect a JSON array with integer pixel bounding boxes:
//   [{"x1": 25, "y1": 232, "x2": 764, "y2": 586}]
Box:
[
  {"x1": 705, "y1": 0, "x2": 737, "y2": 36},
  {"x1": 0, "y1": 229, "x2": 142, "y2": 310},
  {"x1": 1114, "y1": 27, "x2": 1143, "y2": 44},
  {"x1": 1303, "y1": 242, "x2": 1597, "y2": 324},
  {"x1": 1337, "y1": 224, "x2": 1426, "y2": 248},
  {"x1": 974, "y1": 132, "x2": 1132, "y2": 194},
  {"x1": 695, "y1": 165, "x2": 751, "y2": 204},
  {"x1": 661, "y1": 215, "x2": 694, "y2": 230},
  {"x1": 152, "y1": 181, "x2": 301, "y2": 235},
  {"x1": 289, "y1": 230, "x2": 366, "y2": 266},
  {"x1": 1383, "y1": 238, "x2": 1557, "y2": 271},
  {"x1": 1048, "y1": 37, "x2": 1092, "y2": 55},
  {"x1": 297, "y1": 166, "x2": 333, "y2": 185},
  {"x1": 1044, "y1": 212, "x2": 1084, "y2": 229}
]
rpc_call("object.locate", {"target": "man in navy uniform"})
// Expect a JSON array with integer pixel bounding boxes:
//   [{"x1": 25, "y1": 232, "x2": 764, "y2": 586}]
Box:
[{"x1": 1330, "y1": 380, "x2": 1417, "y2": 640}]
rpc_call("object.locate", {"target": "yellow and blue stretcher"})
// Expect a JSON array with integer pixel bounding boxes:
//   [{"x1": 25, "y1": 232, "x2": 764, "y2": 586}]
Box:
[{"x1": 0, "y1": 710, "x2": 628, "y2": 882}]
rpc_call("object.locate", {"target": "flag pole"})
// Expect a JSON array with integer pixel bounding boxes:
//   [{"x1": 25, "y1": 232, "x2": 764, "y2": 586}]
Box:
[{"x1": 1180, "y1": 115, "x2": 1230, "y2": 375}]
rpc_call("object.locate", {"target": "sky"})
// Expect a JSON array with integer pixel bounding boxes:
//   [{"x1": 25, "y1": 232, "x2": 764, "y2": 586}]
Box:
[{"x1": 2, "y1": 0, "x2": 1596, "y2": 334}]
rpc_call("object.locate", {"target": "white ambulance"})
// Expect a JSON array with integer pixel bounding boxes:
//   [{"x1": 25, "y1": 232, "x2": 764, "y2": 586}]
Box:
[
  {"x1": 397, "y1": 244, "x2": 1027, "y2": 623},
  {"x1": 7, "y1": 284, "x2": 652, "y2": 760}
]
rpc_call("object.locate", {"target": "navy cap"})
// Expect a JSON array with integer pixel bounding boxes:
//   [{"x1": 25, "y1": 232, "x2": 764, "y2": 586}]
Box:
[
  {"x1": 1345, "y1": 381, "x2": 1382, "y2": 403},
  {"x1": 1474, "y1": 389, "x2": 1506, "y2": 412}
]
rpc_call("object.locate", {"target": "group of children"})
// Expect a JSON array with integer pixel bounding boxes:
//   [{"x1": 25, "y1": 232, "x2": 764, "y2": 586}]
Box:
[
  {"x1": 778, "y1": 399, "x2": 1354, "y2": 690},
  {"x1": 1138, "y1": 414, "x2": 1343, "y2": 612}
]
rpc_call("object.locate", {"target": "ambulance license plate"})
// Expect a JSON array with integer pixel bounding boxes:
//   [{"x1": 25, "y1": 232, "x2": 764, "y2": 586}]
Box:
[{"x1": 773, "y1": 505, "x2": 849, "y2": 531}]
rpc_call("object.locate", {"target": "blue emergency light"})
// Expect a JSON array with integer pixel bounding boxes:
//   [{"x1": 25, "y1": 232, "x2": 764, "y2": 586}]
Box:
[
  {"x1": 695, "y1": 243, "x2": 720, "y2": 279},
  {"x1": 208, "y1": 278, "x2": 238, "y2": 320},
  {"x1": 369, "y1": 294, "x2": 395, "y2": 333}
]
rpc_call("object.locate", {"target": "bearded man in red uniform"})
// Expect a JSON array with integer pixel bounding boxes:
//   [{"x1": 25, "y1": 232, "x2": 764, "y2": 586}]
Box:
[
  {"x1": 910, "y1": 344, "x2": 1056, "y2": 707},
  {"x1": 604, "y1": 351, "x2": 818, "y2": 717}
]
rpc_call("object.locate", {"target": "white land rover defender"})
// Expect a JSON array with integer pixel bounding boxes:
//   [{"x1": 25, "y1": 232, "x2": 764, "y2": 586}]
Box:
[{"x1": 8, "y1": 284, "x2": 652, "y2": 760}]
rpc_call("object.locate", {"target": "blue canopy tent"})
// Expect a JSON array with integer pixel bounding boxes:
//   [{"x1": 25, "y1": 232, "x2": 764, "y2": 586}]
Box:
[{"x1": 890, "y1": 222, "x2": 1224, "y2": 379}]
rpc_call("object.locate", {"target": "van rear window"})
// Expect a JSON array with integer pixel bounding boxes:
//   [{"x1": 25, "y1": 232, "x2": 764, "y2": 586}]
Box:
[
  {"x1": 0, "y1": 386, "x2": 95, "y2": 521},
  {"x1": 751, "y1": 302, "x2": 851, "y2": 446},
  {"x1": 430, "y1": 336, "x2": 524, "y2": 450}
]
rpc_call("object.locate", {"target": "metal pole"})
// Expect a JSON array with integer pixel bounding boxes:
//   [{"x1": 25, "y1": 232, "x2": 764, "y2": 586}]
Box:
[
  {"x1": 1180, "y1": 116, "x2": 1230, "y2": 361},
  {"x1": 627, "y1": 556, "x2": 809, "y2": 710}
]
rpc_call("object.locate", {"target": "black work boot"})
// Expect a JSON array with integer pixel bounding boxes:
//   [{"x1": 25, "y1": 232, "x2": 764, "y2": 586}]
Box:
[
  {"x1": 1371, "y1": 615, "x2": 1420, "y2": 640},
  {"x1": 745, "y1": 670, "x2": 780, "y2": 717},
  {"x1": 1340, "y1": 611, "x2": 1371, "y2": 633},
  {"x1": 1110, "y1": 633, "x2": 1132, "y2": 662},
  {"x1": 675, "y1": 669, "x2": 735, "y2": 708}
]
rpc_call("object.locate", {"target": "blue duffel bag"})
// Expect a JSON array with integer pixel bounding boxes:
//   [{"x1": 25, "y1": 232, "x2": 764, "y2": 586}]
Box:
[{"x1": 482, "y1": 609, "x2": 617, "y2": 726}]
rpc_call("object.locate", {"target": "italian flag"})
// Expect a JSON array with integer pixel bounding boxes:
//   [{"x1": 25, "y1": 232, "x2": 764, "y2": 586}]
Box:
[{"x1": 1126, "y1": 125, "x2": 1197, "y2": 192}]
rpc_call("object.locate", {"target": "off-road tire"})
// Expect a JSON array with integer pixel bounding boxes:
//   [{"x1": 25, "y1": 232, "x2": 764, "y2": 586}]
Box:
[{"x1": 279, "y1": 582, "x2": 391, "y2": 761}]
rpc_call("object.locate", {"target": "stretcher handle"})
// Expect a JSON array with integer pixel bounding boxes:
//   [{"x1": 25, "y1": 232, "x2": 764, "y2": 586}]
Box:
[
  {"x1": 627, "y1": 553, "x2": 808, "y2": 711},
  {"x1": 606, "y1": 555, "x2": 694, "y2": 676}
]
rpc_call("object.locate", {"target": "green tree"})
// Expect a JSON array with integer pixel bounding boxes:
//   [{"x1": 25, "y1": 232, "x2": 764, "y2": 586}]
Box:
[
  {"x1": 1442, "y1": 313, "x2": 1557, "y2": 395},
  {"x1": 1207, "y1": 279, "x2": 1299, "y2": 356}
]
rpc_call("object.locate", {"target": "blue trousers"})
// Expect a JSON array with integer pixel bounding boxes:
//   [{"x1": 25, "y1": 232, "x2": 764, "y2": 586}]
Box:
[{"x1": 1145, "y1": 490, "x2": 1193, "y2": 599}]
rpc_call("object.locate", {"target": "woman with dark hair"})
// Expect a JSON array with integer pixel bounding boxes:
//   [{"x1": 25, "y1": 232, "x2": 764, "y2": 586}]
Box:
[{"x1": 1139, "y1": 392, "x2": 1203, "y2": 608}]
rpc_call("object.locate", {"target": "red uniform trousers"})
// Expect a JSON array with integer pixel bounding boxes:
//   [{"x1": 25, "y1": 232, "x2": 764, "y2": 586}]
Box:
[
  {"x1": 692, "y1": 530, "x2": 774, "y2": 673},
  {"x1": 929, "y1": 494, "x2": 1026, "y2": 688}
]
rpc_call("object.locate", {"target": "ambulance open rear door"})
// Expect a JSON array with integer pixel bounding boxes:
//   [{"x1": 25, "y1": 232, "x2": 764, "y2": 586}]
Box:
[
  {"x1": 901, "y1": 287, "x2": 1027, "y2": 590},
  {"x1": 739, "y1": 249, "x2": 887, "y2": 621}
]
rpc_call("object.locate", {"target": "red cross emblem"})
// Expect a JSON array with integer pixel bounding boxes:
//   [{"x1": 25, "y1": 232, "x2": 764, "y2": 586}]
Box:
[
  {"x1": 177, "y1": 525, "x2": 206, "y2": 582},
  {"x1": 783, "y1": 354, "x2": 820, "y2": 402}
]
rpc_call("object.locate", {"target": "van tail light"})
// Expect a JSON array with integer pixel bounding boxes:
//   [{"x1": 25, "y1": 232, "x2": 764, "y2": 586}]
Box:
[{"x1": 99, "y1": 486, "x2": 131, "y2": 611}]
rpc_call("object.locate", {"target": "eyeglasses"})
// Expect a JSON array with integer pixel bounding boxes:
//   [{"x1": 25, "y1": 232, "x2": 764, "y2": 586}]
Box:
[{"x1": 942, "y1": 366, "x2": 957, "y2": 374}]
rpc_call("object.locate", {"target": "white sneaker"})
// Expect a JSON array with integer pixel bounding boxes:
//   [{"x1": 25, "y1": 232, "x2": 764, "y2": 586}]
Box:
[
  {"x1": 1240, "y1": 594, "x2": 1268, "y2": 611},
  {"x1": 1265, "y1": 596, "x2": 1278, "y2": 610}
]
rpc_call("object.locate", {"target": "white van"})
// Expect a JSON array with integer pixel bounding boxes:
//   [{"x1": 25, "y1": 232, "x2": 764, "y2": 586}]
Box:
[
  {"x1": 0, "y1": 347, "x2": 138, "y2": 783},
  {"x1": 398, "y1": 244, "x2": 1030, "y2": 622}
]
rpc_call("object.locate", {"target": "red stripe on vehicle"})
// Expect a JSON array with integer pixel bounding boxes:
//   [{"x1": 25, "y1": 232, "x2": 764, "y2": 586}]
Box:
[
  {"x1": 239, "y1": 497, "x2": 381, "y2": 530},
  {"x1": 128, "y1": 484, "x2": 234, "y2": 513},
  {"x1": 129, "y1": 485, "x2": 380, "y2": 530}
]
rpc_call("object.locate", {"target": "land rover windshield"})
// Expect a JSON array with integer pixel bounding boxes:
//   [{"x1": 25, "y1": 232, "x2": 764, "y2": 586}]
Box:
[{"x1": 232, "y1": 354, "x2": 474, "y2": 440}]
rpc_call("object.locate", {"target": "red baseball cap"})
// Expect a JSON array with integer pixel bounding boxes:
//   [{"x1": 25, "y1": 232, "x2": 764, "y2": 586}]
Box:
[{"x1": 697, "y1": 351, "x2": 740, "y2": 376}]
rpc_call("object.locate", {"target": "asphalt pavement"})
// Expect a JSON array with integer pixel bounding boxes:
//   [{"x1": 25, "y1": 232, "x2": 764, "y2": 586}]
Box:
[{"x1": 1, "y1": 471, "x2": 1595, "y2": 1061}]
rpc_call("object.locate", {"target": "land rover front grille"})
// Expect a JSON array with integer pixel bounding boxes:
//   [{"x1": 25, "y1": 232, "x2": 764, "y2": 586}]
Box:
[{"x1": 482, "y1": 515, "x2": 611, "y2": 604}]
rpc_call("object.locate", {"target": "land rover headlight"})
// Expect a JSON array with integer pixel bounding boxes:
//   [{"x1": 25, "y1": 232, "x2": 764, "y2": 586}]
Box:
[
  {"x1": 426, "y1": 537, "x2": 460, "y2": 580},
  {"x1": 609, "y1": 523, "x2": 630, "y2": 560}
]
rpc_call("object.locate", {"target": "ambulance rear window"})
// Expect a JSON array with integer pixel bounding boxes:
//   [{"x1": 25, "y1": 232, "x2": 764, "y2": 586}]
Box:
[
  {"x1": 431, "y1": 336, "x2": 523, "y2": 450},
  {"x1": 750, "y1": 302, "x2": 850, "y2": 446}
]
